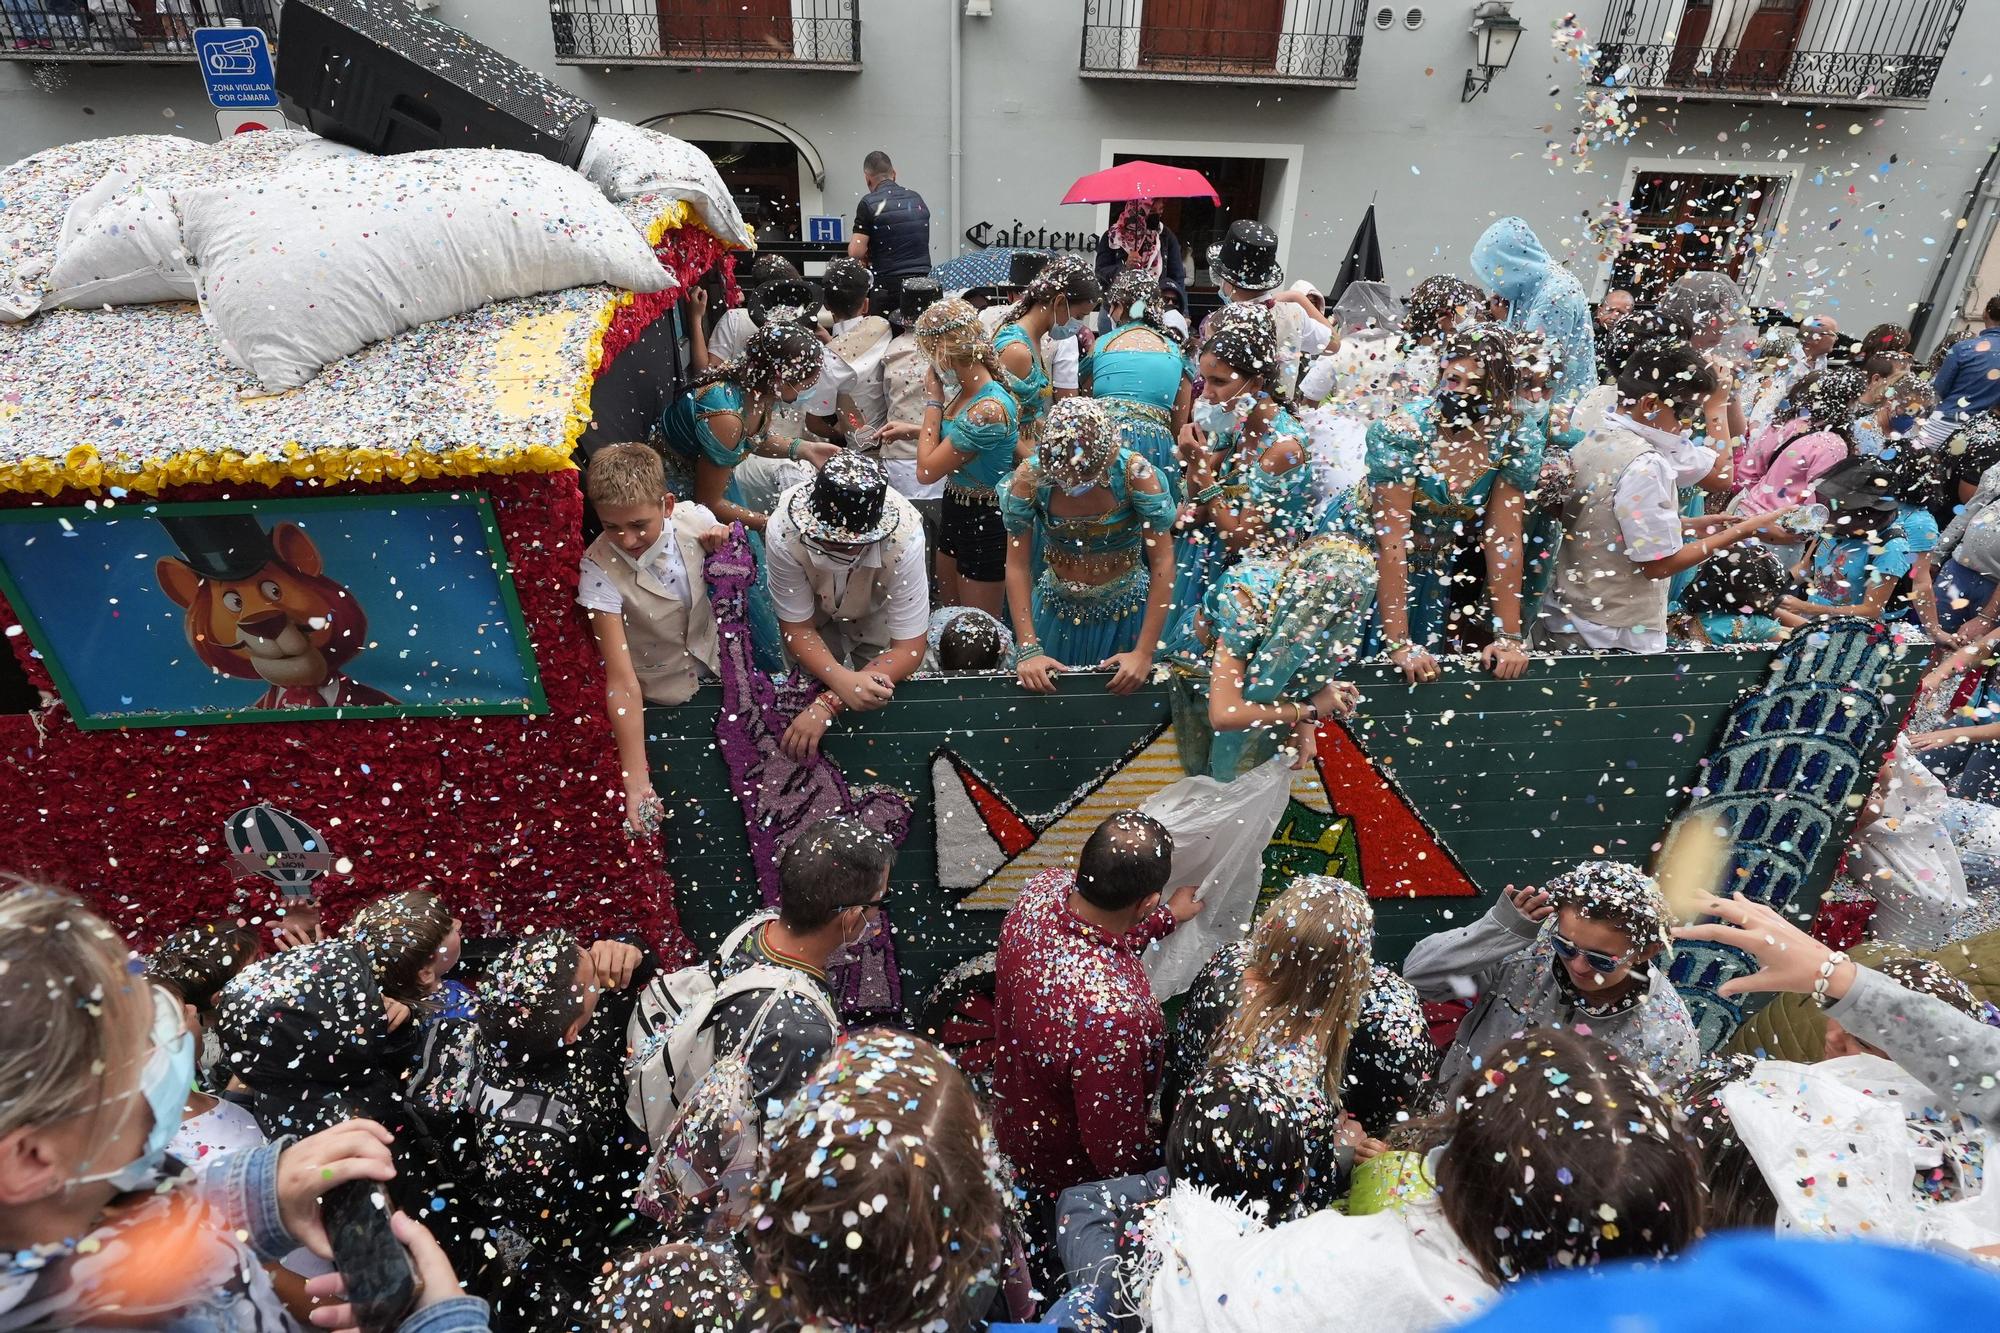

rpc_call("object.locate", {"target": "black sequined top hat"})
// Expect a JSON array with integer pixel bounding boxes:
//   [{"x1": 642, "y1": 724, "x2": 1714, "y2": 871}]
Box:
[
  {"x1": 897, "y1": 277, "x2": 943, "y2": 325},
  {"x1": 1207, "y1": 220, "x2": 1284, "y2": 292},
  {"x1": 1006, "y1": 249, "x2": 1052, "y2": 289},
  {"x1": 789, "y1": 452, "x2": 901, "y2": 545},
  {"x1": 821, "y1": 256, "x2": 875, "y2": 308},
  {"x1": 747, "y1": 276, "x2": 824, "y2": 328}
]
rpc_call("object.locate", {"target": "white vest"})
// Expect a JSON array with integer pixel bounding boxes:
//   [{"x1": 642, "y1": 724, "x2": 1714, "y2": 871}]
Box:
[
  {"x1": 827, "y1": 315, "x2": 893, "y2": 444},
  {"x1": 583, "y1": 508, "x2": 721, "y2": 706}
]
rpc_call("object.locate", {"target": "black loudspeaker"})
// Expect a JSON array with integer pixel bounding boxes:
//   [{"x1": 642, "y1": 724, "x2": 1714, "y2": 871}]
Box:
[{"x1": 275, "y1": 0, "x2": 596, "y2": 166}]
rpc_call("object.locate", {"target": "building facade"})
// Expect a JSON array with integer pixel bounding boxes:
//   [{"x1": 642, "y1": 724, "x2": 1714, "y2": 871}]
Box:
[{"x1": 3, "y1": 0, "x2": 1995, "y2": 345}]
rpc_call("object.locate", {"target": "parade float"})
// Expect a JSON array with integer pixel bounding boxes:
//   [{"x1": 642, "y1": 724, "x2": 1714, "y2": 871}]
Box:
[{"x1": 0, "y1": 111, "x2": 751, "y2": 961}]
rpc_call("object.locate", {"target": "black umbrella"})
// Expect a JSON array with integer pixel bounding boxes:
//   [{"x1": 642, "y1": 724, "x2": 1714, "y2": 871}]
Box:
[{"x1": 1329, "y1": 204, "x2": 1385, "y2": 305}]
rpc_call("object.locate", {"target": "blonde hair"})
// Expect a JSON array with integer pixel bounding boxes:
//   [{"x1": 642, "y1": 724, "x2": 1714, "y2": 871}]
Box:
[
  {"x1": 915, "y1": 298, "x2": 1004, "y2": 382},
  {"x1": 0, "y1": 880, "x2": 142, "y2": 1140},
  {"x1": 586, "y1": 443, "x2": 669, "y2": 509},
  {"x1": 1215, "y1": 875, "x2": 1375, "y2": 1105}
]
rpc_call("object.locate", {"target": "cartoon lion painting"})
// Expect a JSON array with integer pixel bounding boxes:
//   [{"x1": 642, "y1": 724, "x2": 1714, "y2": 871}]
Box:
[{"x1": 154, "y1": 514, "x2": 398, "y2": 710}]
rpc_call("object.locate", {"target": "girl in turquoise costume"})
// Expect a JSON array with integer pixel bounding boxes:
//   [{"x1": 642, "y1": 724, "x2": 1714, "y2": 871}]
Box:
[
  {"x1": 1174, "y1": 305, "x2": 1317, "y2": 616},
  {"x1": 991, "y1": 254, "x2": 1101, "y2": 448},
  {"x1": 1367, "y1": 322, "x2": 1541, "y2": 682},
  {"x1": 1173, "y1": 536, "x2": 1373, "y2": 778},
  {"x1": 658, "y1": 322, "x2": 834, "y2": 532},
  {"x1": 1089, "y1": 270, "x2": 1193, "y2": 493},
  {"x1": 1000, "y1": 397, "x2": 1178, "y2": 694},
  {"x1": 659, "y1": 322, "x2": 831, "y2": 666},
  {"x1": 884, "y1": 297, "x2": 1019, "y2": 617}
]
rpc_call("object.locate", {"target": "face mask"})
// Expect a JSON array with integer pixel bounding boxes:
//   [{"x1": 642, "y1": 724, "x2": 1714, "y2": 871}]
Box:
[
  {"x1": 934, "y1": 365, "x2": 962, "y2": 398},
  {"x1": 1193, "y1": 395, "x2": 1250, "y2": 437},
  {"x1": 1433, "y1": 389, "x2": 1488, "y2": 428},
  {"x1": 1605, "y1": 410, "x2": 1690, "y2": 452},
  {"x1": 76, "y1": 987, "x2": 194, "y2": 1192},
  {"x1": 1049, "y1": 319, "x2": 1084, "y2": 339}
]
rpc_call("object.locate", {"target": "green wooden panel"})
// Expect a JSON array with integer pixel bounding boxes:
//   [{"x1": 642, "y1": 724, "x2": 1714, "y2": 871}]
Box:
[{"x1": 646, "y1": 648, "x2": 1922, "y2": 1012}]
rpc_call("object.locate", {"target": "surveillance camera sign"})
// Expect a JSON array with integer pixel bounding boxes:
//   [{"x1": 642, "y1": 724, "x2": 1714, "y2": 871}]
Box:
[{"x1": 193, "y1": 27, "x2": 279, "y2": 110}]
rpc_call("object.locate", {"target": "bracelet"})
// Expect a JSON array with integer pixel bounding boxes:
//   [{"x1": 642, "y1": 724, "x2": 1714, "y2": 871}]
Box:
[
  {"x1": 1012, "y1": 641, "x2": 1045, "y2": 668},
  {"x1": 1193, "y1": 483, "x2": 1224, "y2": 504},
  {"x1": 924, "y1": 398, "x2": 946, "y2": 411},
  {"x1": 788, "y1": 438, "x2": 801, "y2": 461},
  {"x1": 1491, "y1": 629, "x2": 1525, "y2": 644},
  {"x1": 1810, "y1": 950, "x2": 1850, "y2": 1009},
  {"x1": 810, "y1": 694, "x2": 839, "y2": 721}
]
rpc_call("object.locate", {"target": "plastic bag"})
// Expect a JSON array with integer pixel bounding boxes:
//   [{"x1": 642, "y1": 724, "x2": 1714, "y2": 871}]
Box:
[
  {"x1": 1852, "y1": 740, "x2": 1968, "y2": 950},
  {"x1": 1139, "y1": 756, "x2": 1293, "y2": 999}
]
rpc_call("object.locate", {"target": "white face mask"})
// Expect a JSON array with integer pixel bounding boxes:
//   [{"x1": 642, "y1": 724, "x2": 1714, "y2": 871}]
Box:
[
  {"x1": 611, "y1": 520, "x2": 672, "y2": 573},
  {"x1": 1193, "y1": 394, "x2": 1251, "y2": 437}
]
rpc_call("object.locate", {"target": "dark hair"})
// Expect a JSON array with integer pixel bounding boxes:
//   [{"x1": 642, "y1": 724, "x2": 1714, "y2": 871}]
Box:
[
  {"x1": 1404, "y1": 275, "x2": 1483, "y2": 339},
  {"x1": 997, "y1": 253, "x2": 1101, "y2": 329},
  {"x1": 937, "y1": 612, "x2": 1006, "y2": 672},
  {"x1": 1862, "y1": 322, "x2": 1913, "y2": 357},
  {"x1": 862, "y1": 150, "x2": 894, "y2": 177},
  {"x1": 1616, "y1": 338, "x2": 1716, "y2": 415},
  {"x1": 1679, "y1": 544, "x2": 1791, "y2": 621},
  {"x1": 777, "y1": 817, "x2": 895, "y2": 931},
  {"x1": 1342, "y1": 965, "x2": 1441, "y2": 1134},
  {"x1": 147, "y1": 919, "x2": 261, "y2": 1015},
  {"x1": 1863, "y1": 350, "x2": 1912, "y2": 382},
  {"x1": 1985, "y1": 293, "x2": 2000, "y2": 326},
  {"x1": 1166, "y1": 1065, "x2": 1320, "y2": 1222},
  {"x1": 1800, "y1": 367, "x2": 1869, "y2": 436},
  {"x1": 1676, "y1": 1055, "x2": 1779, "y2": 1232},
  {"x1": 686, "y1": 322, "x2": 824, "y2": 398},
  {"x1": 752, "y1": 1032, "x2": 1006, "y2": 1333},
  {"x1": 1439, "y1": 321, "x2": 1520, "y2": 412},
  {"x1": 476, "y1": 929, "x2": 588, "y2": 1066},
  {"x1": 1105, "y1": 269, "x2": 1187, "y2": 349},
  {"x1": 592, "y1": 1242, "x2": 753, "y2": 1333},
  {"x1": 1875, "y1": 955, "x2": 1980, "y2": 1016},
  {"x1": 747, "y1": 254, "x2": 803, "y2": 288},
  {"x1": 1603, "y1": 306, "x2": 1694, "y2": 378},
  {"x1": 1075, "y1": 810, "x2": 1173, "y2": 912},
  {"x1": 1434, "y1": 1030, "x2": 1701, "y2": 1283},
  {"x1": 1201, "y1": 303, "x2": 1280, "y2": 394},
  {"x1": 822, "y1": 257, "x2": 873, "y2": 320},
  {"x1": 347, "y1": 891, "x2": 456, "y2": 1008}
]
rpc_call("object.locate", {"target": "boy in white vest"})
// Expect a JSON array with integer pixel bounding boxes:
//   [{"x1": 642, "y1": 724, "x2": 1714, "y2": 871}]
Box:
[
  {"x1": 767, "y1": 453, "x2": 931, "y2": 761},
  {"x1": 804, "y1": 257, "x2": 892, "y2": 451},
  {"x1": 1534, "y1": 340, "x2": 1790, "y2": 654},
  {"x1": 579, "y1": 443, "x2": 727, "y2": 835}
]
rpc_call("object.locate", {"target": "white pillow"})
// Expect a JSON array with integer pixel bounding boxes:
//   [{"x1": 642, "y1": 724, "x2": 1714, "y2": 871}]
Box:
[
  {"x1": 44, "y1": 130, "x2": 361, "y2": 311},
  {"x1": 577, "y1": 118, "x2": 753, "y2": 248},
  {"x1": 181, "y1": 148, "x2": 672, "y2": 392},
  {"x1": 0, "y1": 134, "x2": 202, "y2": 320}
]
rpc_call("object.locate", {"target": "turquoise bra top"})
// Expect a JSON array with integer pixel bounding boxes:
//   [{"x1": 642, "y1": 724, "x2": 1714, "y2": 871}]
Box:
[{"x1": 997, "y1": 447, "x2": 1177, "y2": 560}]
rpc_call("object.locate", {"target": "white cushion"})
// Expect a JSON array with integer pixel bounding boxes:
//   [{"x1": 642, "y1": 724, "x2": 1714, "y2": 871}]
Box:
[
  {"x1": 181, "y1": 148, "x2": 672, "y2": 392},
  {"x1": 577, "y1": 118, "x2": 753, "y2": 248}
]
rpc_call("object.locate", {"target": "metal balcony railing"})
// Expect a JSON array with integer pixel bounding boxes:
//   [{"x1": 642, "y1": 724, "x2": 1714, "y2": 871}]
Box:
[
  {"x1": 1592, "y1": 0, "x2": 1967, "y2": 107},
  {"x1": 550, "y1": 0, "x2": 859, "y2": 68},
  {"x1": 0, "y1": 0, "x2": 275, "y2": 60},
  {"x1": 1079, "y1": 0, "x2": 1362, "y2": 88}
]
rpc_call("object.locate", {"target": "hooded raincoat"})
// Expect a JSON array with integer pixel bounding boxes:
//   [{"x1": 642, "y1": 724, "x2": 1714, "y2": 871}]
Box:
[{"x1": 1470, "y1": 218, "x2": 1597, "y2": 405}]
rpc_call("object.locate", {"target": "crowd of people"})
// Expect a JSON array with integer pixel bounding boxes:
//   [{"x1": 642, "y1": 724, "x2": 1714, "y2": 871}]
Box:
[{"x1": 8, "y1": 146, "x2": 2000, "y2": 1331}]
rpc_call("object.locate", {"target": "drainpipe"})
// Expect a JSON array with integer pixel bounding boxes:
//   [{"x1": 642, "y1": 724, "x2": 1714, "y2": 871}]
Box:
[
  {"x1": 1914, "y1": 133, "x2": 2000, "y2": 356},
  {"x1": 948, "y1": 1, "x2": 964, "y2": 259}
]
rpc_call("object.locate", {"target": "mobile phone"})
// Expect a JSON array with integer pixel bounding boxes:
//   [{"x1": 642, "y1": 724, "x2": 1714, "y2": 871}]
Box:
[{"x1": 320, "y1": 1180, "x2": 421, "y2": 1333}]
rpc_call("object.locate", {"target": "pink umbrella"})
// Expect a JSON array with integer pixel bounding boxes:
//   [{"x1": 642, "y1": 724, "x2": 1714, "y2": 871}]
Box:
[{"x1": 1061, "y1": 160, "x2": 1220, "y2": 205}]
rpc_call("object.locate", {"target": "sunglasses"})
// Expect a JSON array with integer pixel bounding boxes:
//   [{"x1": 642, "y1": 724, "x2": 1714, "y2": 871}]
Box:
[{"x1": 1549, "y1": 931, "x2": 1635, "y2": 976}]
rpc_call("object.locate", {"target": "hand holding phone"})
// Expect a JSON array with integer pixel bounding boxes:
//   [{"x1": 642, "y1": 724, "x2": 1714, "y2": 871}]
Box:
[
  {"x1": 306, "y1": 1208, "x2": 467, "y2": 1333},
  {"x1": 315, "y1": 1181, "x2": 420, "y2": 1333}
]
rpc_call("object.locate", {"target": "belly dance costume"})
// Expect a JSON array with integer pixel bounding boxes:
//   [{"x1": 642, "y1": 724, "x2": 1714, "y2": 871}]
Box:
[
  {"x1": 658, "y1": 380, "x2": 785, "y2": 667},
  {"x1": 1090, "y1": 324, "x2": 1188, "y2": 495},
  {"x1": 1171, "y1": 405, "x2": 1317, "y2": 624},
  {"x1": 936, "y1": 381, "x2": 1022, "y2": 585}
]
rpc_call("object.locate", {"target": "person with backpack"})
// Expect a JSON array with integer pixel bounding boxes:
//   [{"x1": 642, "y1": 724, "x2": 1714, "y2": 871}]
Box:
[{"x1": 624, "y1": 817, "x2": 893, "y2": 1231}]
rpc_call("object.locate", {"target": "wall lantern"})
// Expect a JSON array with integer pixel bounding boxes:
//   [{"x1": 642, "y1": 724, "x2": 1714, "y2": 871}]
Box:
[{"x1": 1462, "y1": 1, "x2": 1523, "y2": 102}]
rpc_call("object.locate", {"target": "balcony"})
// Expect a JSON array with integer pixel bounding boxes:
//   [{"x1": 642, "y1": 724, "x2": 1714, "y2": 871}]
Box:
[
  {"x1": 1591, "y1": 0, "x2": 1968, "y2": 108},
  {"x1": 0, "y1": 0, "x2": 276, "y2": 61},
  {"x1": 1079, "y1": 0, "x2": 1362, "y2": 88},
  {"x1": 550, "y1": 0, "x2": 859, "y2": 69}
]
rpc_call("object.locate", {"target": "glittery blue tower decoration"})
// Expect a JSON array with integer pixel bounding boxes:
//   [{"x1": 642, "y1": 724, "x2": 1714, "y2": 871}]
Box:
[{"x1": 1662, "y1": 621, "x2": 1909, "y2": 1051}]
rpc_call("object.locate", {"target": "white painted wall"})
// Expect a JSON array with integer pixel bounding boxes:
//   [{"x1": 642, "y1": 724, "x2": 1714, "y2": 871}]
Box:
[{"x1": 3, "y1": 0, "x2": 1994, "y2": 329}]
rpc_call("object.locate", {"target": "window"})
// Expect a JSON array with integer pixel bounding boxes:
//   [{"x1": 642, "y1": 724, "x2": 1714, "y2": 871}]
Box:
[
  {"x1": 1609, "y1": 169, "x2": 1788, "y2": 301},
  {"x1": 1112, "y1": 152, "x2": 1269, "y2": 290},
  {"x1": 693, "y1": 140, "x2": 804, "y2": 243}
]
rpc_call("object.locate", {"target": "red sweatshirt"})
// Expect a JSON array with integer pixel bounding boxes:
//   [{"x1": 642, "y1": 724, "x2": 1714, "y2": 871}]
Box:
[{"x1": 991, "y1": 868, "x2": 1180, "y2": 1199}]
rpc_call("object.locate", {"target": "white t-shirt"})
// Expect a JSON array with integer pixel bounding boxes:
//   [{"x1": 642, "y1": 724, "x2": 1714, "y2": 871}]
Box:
[
  {"x1": 765, "y1": 506, "x2": 930, "y2": 641},
  {"x1": 576, "y1": 503, "x2": 719, "y2": 615},
  {"x1": 800, "y1": 316, "x2": 865, "y2": 418},
  {"x1": 171, "y1": 1097, "x2": 334, "y2": 1279},
  {"x1": 708, "y1": 307, "x2": 757, "y2": 365}
]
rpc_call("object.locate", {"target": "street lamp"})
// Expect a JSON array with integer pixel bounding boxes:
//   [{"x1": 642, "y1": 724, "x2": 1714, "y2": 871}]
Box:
[{"x1": 1462, "y1": 1, "x2": 1524, "y2": 103}]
